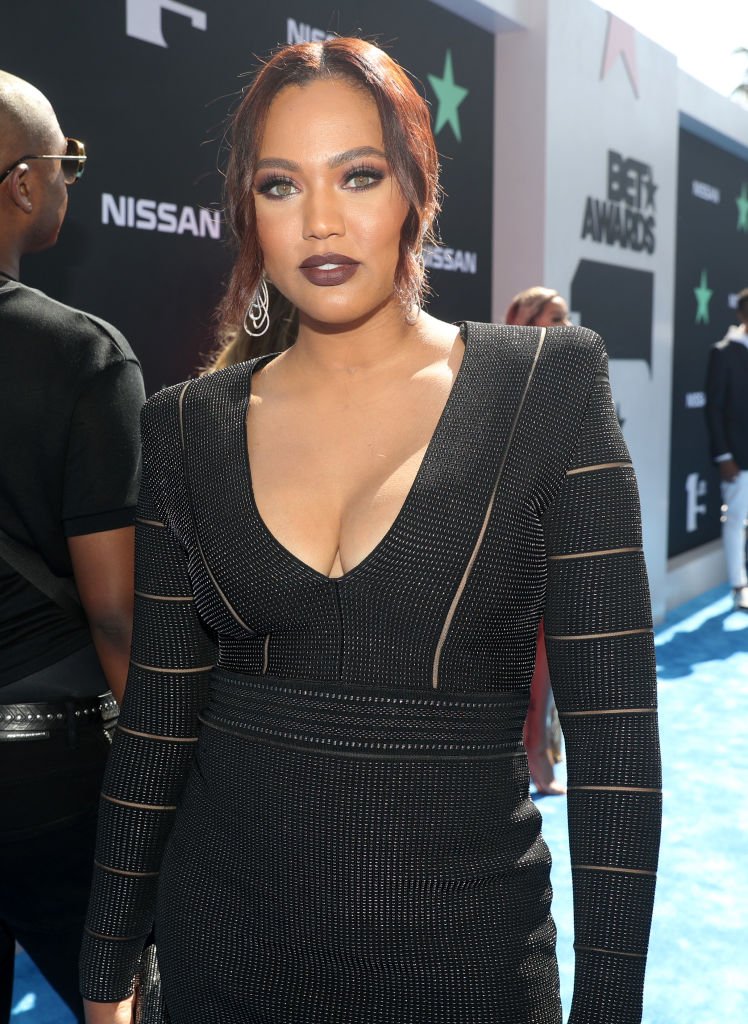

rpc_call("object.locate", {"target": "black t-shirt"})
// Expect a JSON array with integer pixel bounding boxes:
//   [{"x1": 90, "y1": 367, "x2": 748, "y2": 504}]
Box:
[{"x1": 0, "y1": 279, "x2": 146, "y2": 691}]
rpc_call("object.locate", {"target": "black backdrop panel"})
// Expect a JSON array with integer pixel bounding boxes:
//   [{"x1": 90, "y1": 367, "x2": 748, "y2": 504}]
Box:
[
  {"x1": 669, "y1": 126, "x2": 748, "y2": 557},
  {"x1": 1, "y1": 2, "x2": 493, "y2": 392}
]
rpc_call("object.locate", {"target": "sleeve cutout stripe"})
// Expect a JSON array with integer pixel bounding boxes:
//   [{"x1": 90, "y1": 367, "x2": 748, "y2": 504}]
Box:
[
  {"x1": 94, "y1": 861, "x2": 160, "y2": 879},
  {"x1": 560, "y1": 708, "x2": 657, "y2": 718},
  {"x1": 130, "y1": 660, "x2": 213, "y2": 675},
  {"x1": 574, "y1": 945, "x2": 647, "y2": 960},
  {"x1": 572, "y1": 865, "x2": 657, "y2": 877},
  {"x1": 546, "y1": 627, "x2": 652, "y2": 641},
  {"x1": 84, "y1": 927, "x2": 151, "y2": 943},
  {"x1": 134, "y1": 590, "x2": 194, "y2": 603},
  {"x1": 566, "y1": 462, "x2": 633, "y2": 476},
  {"x1": 102, "y1": 793, "x2": 177, "y2": 812},
  {"x1": 568, "y1": 785, "x2": 662, "y2": 794},
  {"x1": 548, "y1": 546, "x2": 642, "y2": 561},
  {"x1": 117, "y1": 724, "x2": 198, "y2": 744},
  {"x1": 135, "y1": 517, "x2": 166, "y2": 528}
]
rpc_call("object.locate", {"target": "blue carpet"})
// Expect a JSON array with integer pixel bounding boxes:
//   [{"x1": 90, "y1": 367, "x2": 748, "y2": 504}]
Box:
[{"x1": 11, "y1": 585, "x2": 748, "y2": 1022}]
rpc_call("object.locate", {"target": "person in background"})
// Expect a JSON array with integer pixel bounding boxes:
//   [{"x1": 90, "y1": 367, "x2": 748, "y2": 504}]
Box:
[
  {"x1": 505, "y1": 286, "x2": 572, "y2": 795},
  {"x1": 705, "y1": 286, "x2": 748, "y2": 611},
  {"x1": 0, "y1": 71, "x2": 145, "y2": 1023}
]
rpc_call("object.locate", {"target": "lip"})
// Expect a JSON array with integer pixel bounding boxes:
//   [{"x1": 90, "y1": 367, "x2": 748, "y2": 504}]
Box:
[
  {"x1": 299, "y1": 252, "x2": 360, "y2": 287},
  {"x1": 299, "y1": 252, "x2": 359, "y2": 269}
]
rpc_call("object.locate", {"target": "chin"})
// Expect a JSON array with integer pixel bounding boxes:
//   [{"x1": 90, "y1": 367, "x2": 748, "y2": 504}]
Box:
[{"x1": 296, "y1": 292, "x2": 396, "y2": 330}]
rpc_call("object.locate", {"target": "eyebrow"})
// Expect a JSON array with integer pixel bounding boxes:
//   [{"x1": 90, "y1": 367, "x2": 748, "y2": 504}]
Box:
[{"x1": 254, "y1": 146, "x2": 387, "y2": 173}]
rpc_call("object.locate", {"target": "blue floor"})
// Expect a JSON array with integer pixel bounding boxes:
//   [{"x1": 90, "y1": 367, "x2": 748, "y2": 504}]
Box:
[{"x1": 11, "y1": 585, "x2": 748, "y2": 1022}]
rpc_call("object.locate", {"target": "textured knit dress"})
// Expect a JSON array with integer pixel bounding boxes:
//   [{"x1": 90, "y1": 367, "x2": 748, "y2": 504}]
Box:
[{"x1": 80, "y1": 324, "x2": 662, "y2": 1024}]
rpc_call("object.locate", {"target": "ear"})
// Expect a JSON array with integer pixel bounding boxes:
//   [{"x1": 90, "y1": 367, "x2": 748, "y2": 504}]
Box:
[{"x1": 6, "y1": 164, "x2": 33, "y2": 214}]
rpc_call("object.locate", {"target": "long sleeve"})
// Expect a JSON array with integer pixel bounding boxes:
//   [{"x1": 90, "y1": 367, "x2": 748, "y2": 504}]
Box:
[
  {"x1": 80, "y1": 416, "x2": 217, "y2": 1002},
  {"x1": 705, "y1": 344, "x2": 730, "y2": 460},
  {"x1": 542, "y1": 355, "x2": 662, "y2": 1024}
]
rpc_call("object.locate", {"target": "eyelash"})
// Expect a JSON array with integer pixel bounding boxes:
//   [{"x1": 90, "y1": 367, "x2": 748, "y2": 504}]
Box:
[{"x1": 256, "y1": 165, "x2": 385, "y2": 199}]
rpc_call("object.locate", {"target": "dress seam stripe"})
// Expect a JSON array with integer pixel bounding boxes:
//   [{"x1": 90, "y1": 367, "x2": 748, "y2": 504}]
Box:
[
  {"x1": 574, "y1": 945, "x2": 647, "y2": 960},
  {"x1": 431, "y1": 327, "x2": 547, "y2": 689},
  {"x1": 567, "y1": 785, "x2": 662, "y2": 794},
  {"x1": 546, "y1": 627, "x2": 652, "y2": 641},
  {"x1": 129, "y1": 660, "x2": 213, "y2": 675},
  {"x1": 566, "y1": 461, "x2": 632, "y2": 476},
  {"x1": 94, "y1": 861, "x2": 160, "y2": 878},
  {"x1": 116, "y1": 724, "x2": 199, "y2": 743},
  {"x1": 548, "y1": 546, "x2": 641, "y2": 561},
  {"x1": 101, "y1": 793, "x2": 177, "y2": 811},
  {"x1": 560, "y1": 707, "x2": 657, "y2": 717},
  {"x1": 178, "y1": 380, "x2": 254, "y2": 633},
  {"x1": 572, "y1": 864, "x2": 657, "y2": 877}
]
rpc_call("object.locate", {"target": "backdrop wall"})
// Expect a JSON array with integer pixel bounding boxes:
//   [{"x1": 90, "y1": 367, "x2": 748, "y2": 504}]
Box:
[
  {"x1": 2, "y1": 0, "x2": 493, "y2": 391},
  {"x1": 4, "y1": 0, "x2": 748, "y2": 619},
  {"x1": 669, "y1": 123, "x2": 748, "y2": 558}
]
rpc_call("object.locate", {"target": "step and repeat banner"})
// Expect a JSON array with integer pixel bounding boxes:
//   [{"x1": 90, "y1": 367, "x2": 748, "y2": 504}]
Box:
[
  {"x1": 669, "y1": 125, "x2": 748, "y2": 558},
  {"x1": 2, "y1": 0, "x2": 493, "y2": 392},
  {"x1": 540, "y1": 3, "x2": 679, "y2": 619}
]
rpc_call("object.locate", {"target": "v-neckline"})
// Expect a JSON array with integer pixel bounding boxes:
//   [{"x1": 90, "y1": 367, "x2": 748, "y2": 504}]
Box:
[{"x1": 240, "y1": 324, "x2": 471, "y2": 585}]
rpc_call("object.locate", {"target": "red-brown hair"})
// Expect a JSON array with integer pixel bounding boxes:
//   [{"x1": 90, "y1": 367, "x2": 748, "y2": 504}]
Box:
[{"x1": 217, "y1": 37, "x2": 440, "y2": 349}]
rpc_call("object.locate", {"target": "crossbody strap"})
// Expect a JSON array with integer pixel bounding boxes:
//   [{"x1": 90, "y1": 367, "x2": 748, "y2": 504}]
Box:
[{"x1": 0, "y1": 527, "x2": 86, "y2": 624}]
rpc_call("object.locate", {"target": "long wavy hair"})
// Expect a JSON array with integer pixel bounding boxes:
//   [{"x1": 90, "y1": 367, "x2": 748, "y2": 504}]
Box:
[{"x1": 206, "y1": 37, "x2": 441, "y2": 371}]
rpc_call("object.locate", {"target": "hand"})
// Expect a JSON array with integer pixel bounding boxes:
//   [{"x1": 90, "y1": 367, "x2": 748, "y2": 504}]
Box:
[
  {"x1": 83, "y1": 997, "x2": 135, "y2": 1024},
  {"x1": 719, "y1": 459, "x2": 740, "y2": 483}
]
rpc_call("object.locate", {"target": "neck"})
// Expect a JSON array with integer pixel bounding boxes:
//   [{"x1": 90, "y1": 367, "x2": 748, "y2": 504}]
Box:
[
  {"x1": 0, "y1": 242, "x2": 21, "y2": 282},
  {"x1": 290, "y1": 299, "x2": 421, "y2": 378}
]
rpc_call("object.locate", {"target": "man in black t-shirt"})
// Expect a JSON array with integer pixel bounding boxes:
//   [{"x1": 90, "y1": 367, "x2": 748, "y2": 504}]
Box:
[{"x1": 0, "y1": 71, "x2": 145, "y2": 1021}]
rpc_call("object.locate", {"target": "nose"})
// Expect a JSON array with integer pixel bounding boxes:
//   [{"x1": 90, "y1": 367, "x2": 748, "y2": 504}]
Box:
[{"x1": 302, "y1": 185, "x2": 344, "y2": 241}]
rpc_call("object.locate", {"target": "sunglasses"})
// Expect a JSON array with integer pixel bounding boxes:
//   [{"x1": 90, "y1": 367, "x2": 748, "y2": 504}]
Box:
[{"x1": 0, "y1": 137, "x2": 87, "y2": 186}]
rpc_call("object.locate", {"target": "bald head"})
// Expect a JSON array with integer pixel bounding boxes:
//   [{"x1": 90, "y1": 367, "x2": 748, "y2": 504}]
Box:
[{"x1": 0, "y1": 71, "x2": 61, "y2": 168}]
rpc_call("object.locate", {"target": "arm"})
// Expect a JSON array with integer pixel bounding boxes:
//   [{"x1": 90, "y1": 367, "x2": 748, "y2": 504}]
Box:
[
  {"x1": 705, "y1": 345, "x2": 734, "y2": 468},
  {"x1": 542, "y1": 354, "x2": 662, "y2": 1024},
  {"x1": 68, "y1": 526, "x2": 135, "y2": 704},
  {"x1": 79, "y1": 424, "x2": 217, "y2": 1010}
]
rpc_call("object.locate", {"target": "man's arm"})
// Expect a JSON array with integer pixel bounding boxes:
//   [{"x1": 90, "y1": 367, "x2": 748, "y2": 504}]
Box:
[
  {"x1": 705, "y1": 345, "x2": 738, "y2": 480},
  {"x1": 68, "y1": 526, "x2": 135, "y2": 704}
]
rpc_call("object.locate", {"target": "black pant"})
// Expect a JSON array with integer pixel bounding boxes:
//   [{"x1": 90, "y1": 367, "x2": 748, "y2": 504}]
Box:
[{"x1": 0, "y1": 690, "x2": 110, "y2": 1022}]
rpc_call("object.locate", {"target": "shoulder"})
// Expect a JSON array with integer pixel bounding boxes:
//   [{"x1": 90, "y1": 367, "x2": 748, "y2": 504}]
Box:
[
  {"x1": 4, "y1": 282, "x2": 138, "y2": 369},
  {"x1": 141, "y1": 360, "x2": 256, "y2": 440},
  {"x1": 465, "y1": 321, "x2": 604, "y2": 359},
  {"x1": 465, "y1": 321, "x2": 605, "y2": 388}
]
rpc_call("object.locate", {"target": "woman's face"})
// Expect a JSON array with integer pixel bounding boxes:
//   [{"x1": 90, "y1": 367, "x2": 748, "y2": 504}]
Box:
[
  {"x1": 534, "y1": 295, "x2": 571, "y2": 328},
  {"x1": 252, "y1": 78, "x2": 409, "y2": 327}
]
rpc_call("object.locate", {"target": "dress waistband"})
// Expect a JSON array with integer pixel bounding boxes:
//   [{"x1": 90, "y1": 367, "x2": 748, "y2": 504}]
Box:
[{"x1": 200, "y1": 670, "x2": 528, "y2": 761}]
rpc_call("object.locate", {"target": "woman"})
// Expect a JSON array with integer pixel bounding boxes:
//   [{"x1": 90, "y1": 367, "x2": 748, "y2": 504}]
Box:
[
  {"x1": 81, "y1": 38, "x2": 661, "y2": 1024},
  {"x1": 505, "y1": 287, "x2": 573, "y2": 797}
]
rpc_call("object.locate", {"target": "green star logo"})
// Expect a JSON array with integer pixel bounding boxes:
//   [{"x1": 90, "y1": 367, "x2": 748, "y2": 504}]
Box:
[
  {"x1": 427, "y1": 51, "x2": 469, "y2": 142},
  {"x1": 736, "y1": 183, "x2": 748, "y2": 232},
  {"x1": 694, "y1": 269, "x2": 713, "y2": 325}
]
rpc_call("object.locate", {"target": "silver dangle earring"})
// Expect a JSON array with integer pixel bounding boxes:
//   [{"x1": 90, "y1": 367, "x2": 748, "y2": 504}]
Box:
[
  {"x1": 243, "y1": 277, "x2": 270, "y2": 337},
  {"x1": 404, "y1": 295, "x2": 422, "y2": 325},
  {"x1": 401, "y1": 249, "x2": 424, "y2": 325}
]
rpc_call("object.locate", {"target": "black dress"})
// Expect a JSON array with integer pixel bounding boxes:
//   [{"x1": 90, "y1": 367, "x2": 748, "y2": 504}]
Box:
[{"x1": 80, "y1": 324, "x2": 661, "y2": 1024}]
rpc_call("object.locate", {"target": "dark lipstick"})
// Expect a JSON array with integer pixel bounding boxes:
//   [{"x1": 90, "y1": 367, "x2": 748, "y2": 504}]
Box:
[{"x1": 299, "y1": 252, "x2": 360, "y2": 287}]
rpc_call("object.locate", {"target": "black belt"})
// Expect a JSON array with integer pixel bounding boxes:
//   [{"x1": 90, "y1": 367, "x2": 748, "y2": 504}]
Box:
[{"x1": 0, "y1": 693, "x2": 119, "y2": 742}]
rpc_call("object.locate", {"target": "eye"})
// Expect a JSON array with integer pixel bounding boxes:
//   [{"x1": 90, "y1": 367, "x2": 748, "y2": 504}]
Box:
[
  {"x1": 343, "y1": 166, "x2": 384, "y2": 191},
  {"x1": 256, "y1": 176, "x2": 299, "y2": 199}
]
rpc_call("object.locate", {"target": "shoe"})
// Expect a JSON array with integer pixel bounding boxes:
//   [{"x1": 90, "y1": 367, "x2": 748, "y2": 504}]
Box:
[{"x1": 733, "y1": 586, "x2": 748, "y2": 611}]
